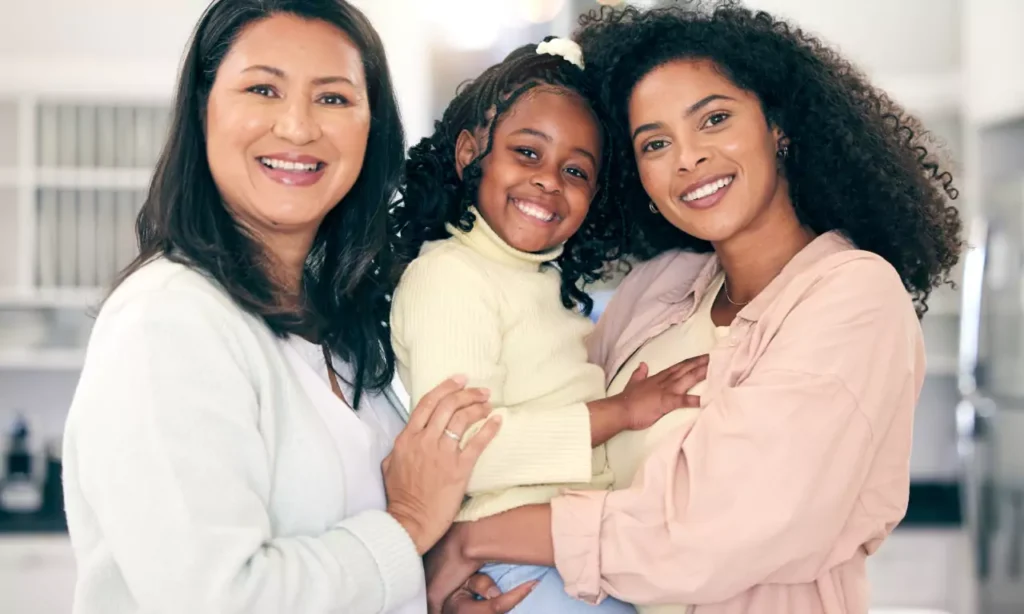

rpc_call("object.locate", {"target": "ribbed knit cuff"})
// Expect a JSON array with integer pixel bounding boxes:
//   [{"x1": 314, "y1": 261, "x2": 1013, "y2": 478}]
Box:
[{"x1": 332, "y1": 509, "x2": 424, "y2": 612}]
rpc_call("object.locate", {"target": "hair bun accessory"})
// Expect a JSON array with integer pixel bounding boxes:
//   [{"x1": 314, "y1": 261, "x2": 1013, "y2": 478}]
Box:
[{"x1": 535, "y1": 37, "x2": 584, "y2": 70}]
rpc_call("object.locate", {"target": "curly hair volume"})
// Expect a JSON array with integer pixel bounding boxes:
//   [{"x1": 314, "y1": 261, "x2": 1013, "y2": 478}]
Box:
[
  {"x1": 574, "y1": 1, "x2": 962, "y2": 316},
  {"x1": 390, "y1": 37, "x2": 627, "y2": 315}
]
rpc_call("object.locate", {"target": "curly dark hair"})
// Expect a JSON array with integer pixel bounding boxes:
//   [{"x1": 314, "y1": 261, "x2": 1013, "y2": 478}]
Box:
[
  {"x1": 574, "y1": 1, "x2": 962, "y2": 316},
  {"x1": 390, "y1": 37, "x2": 626, "y2": 315}
]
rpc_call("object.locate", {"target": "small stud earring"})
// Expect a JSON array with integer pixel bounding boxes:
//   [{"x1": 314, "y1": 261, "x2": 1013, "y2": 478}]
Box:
[
  {"x1": 776, "y1": 145, "x2": 789, "y2": 159},
  {"x1": 649, "y1": 202, "x2": 659, "y2": 214}
]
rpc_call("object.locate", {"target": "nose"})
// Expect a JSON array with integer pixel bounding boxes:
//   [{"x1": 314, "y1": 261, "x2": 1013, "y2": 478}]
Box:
[
  {"x1": 530, "y1": 163, "x2": 563, "y2": 194},
  {"x1": 675, "y1": 139, "x2": 710, "y2": 173},
  {"x1": 272, "y1": 99, "x2": 321, "y2": 145}
]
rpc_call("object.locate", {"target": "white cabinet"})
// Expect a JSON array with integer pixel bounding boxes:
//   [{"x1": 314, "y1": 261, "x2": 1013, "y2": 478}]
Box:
[
  {"x1": 0, "y1": 96, "x2": 170, "y2": 372},
  {"x1": 0, "y1": 535, "x2": 76, "y2": 614}
]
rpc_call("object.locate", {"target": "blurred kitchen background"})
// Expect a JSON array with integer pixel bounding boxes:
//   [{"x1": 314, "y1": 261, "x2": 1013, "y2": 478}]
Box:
[{"x1": 0, "y1": 0, "x2": 1022, "y2": 612}]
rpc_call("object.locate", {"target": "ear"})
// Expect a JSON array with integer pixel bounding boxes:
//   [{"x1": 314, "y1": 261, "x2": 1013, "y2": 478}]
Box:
[
  {"x1": 770, "y1": 124, "x2": 789, "y2": 151},
  {"x1": 454, "y1": 129, "x2": 479, "y2": 180}
]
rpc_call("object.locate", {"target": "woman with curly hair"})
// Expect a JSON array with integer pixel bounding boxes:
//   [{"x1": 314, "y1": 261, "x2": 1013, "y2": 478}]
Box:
[
  {"x1": 390, "y1": 35, "x2": 709, "y2": 614},
  {"x1": 424, "y1": 3, "x2": 963, "y2": 614}
]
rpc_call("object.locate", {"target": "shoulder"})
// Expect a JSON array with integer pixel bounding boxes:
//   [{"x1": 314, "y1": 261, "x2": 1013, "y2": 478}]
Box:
[
  {"x1": 393, "y1": 239, "x2": 501, "y2": 306},
  {"x1": 605, "y1": 250, "x2": 711, "y2": 317},
  {"x1": 791, "y1": 250, "x2": 911, "y2": 316},
  {"x1": 406, "y1": 238, "x2": 495, "y2": 280},
  {"x1": 759, "y1": 249, "x2": 922, "y2": 372},
  {"x1": 104, "y1": 257, "x2": 240, "y2": 312},
  {"x1": 94, "y1": 257, "x2": 261, "y2": 351},
  {"x1": 620, "y1": 250, "x2": 710, "y2": 297}
]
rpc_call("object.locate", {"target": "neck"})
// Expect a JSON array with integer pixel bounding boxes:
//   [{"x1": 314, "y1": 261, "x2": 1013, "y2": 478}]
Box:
[
  {"x1": 259, "y1": 230, "x2": 316, "y2": 306},
  {"x1": 712, "y1": 189, "x2": 814, "y2": 304}
]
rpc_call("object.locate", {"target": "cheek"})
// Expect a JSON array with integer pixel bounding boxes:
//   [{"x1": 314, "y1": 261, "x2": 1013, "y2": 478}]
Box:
[
  {"x1": 566, "y1": 185, "x2": 594, "y2": 220},
  {"x1": 206, "y1": 113, "x2": 269, "y2": 180},
  {"x1": 721, "y1": 132, "x2": 776, "y2": 183},
  {"x1": 323, "y1": 113, "x2": 370, "y2": 179},
  {"x1": 637, "y1": 158, "x2": 671, "y2": 204},
  {"x1": 208, "y1": 95, "x2": 262, "y2": 142},
  {"x1": 326, "y1": 113, "x2": 369, "y2": 153},
  {"x1": 478, "y1": 156, "x2": 518, "y2": 194}
]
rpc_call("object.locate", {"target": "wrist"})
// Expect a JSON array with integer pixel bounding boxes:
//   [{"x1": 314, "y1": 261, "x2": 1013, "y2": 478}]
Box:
[
  {"x1": 586, "y1": 396, "x2": 630, "y2": 446},
  {"x1": 387, "y1": 505, "x2": 432, "y2": 555},
  {"x1": 599, "y1": 394, "x2": 631, "y2": 429}
]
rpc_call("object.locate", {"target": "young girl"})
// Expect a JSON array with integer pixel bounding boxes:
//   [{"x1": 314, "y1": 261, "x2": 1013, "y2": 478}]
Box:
[{"x1": 389, "y1": 37, "x2": 708, "y2": 613}]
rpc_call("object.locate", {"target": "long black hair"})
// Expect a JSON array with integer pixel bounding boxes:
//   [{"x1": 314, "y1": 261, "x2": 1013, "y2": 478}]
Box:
[
  {"x1": 575, "y1": 2, "x2": 962, "y2": 316},
  {"x1": 391, "y1": 38, "x2": 626, "y2": 315},
  {"x1": 112, "y1": 0, "x2": 405, "y2": 404}
]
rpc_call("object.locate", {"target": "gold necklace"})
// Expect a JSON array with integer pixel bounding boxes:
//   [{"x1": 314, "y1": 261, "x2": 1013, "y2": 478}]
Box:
[{"x1": 723, "y1": 279, "x2": 751, "y2": 307}]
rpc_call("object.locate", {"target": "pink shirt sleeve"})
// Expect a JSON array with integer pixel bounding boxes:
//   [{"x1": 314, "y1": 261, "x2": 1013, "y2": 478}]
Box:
[{"x1": 552, "y1": 258, "x2": 924, "y2": 605}]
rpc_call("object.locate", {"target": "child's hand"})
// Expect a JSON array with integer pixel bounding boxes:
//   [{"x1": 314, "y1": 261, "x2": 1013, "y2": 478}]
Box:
[{"x1": 616, "y1": 355, "x2": 709, "y2": 431}]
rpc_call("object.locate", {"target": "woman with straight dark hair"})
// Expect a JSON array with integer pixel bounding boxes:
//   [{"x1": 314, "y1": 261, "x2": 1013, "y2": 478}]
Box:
[{"x1": 61, "y1": 2, "x2": 501, "y2": 613}]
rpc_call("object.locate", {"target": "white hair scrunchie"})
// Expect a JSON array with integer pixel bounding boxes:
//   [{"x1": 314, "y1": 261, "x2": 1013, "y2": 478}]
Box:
[{"x1": 535, "y1": 37, "x2": 584, "y2": 70}]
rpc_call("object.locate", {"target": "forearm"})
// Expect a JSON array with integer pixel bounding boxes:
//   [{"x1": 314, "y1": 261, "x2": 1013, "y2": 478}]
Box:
[
  {"x1": 587, "y1": 397, "x2": 627, "y2": 447},
  {"x1": 461, "y1": 504, "x2": 555, "y2": 567}
]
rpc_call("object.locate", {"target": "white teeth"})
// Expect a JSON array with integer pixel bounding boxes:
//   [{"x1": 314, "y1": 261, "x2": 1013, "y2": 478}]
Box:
[
  {"x1": 513, "y1": 199, "x2": 556, "y2": 222},
  {"x1": 682, "y1": 176, "x2": 733, "y2": 202},
  {"x1": 259, "y1": 157, "x2": 320, "y2": 172}
]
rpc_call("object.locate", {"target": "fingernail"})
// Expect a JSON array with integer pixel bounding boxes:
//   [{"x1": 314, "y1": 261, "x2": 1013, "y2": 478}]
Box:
[
  {"x1": 527, "y1": 580, "x2": 540, "y2": 592},
  {"x1": 481, "y1": 388, "x2": 491, "y2": 398},
  {"x1": 451, "y1": 374, "x2": 468, "y2": 385},
  {"x1": 487, "y1": 587, "x2": 501, "y2": 598}
]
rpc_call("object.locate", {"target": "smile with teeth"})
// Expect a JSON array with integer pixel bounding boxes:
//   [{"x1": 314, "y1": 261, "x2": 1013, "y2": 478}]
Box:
[
  {"x1": 512, "y1": 197, "x2": 558, "y2": 223},
  {"x1": 681, "y1": 176, "x2": 734, "y2": 202},
  {"x1": 258, "y1": 157, "x2": 324, "y2": 172}
]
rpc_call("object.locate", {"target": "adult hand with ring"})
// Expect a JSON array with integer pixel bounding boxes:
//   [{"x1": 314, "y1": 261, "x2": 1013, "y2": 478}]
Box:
[
  {"x1": 438, "y1": 390, "x2": 488, "y2": 447},
  {"x1": 383, "y1": 376, "x2": 501, "y2": 554}
]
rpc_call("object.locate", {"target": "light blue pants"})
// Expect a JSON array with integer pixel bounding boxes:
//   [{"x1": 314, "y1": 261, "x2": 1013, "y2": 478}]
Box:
[{"x1": 481, "y1": 562, "x2": 636, "y2": 613}]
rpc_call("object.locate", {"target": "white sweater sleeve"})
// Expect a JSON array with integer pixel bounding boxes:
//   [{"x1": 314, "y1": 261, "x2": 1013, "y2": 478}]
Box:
[{"x1": 65, "y1": 286, "x2": 423, "y2": 614}]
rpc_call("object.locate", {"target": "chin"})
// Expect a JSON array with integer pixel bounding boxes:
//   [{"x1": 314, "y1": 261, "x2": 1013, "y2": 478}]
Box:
[
  {"x1": 260, "y1": 209, "x2": 326, "y2": 230},
  {"x1": 510, "y1": 239, "x2": 546, "y2": 253}
]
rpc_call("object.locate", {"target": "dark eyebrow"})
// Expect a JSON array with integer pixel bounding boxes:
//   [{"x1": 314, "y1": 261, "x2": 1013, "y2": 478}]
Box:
[
  {"x1": 685, "y1": 94, "x2": 735, "y2": 116},
  {"x1": 631, "y1": 122, "x2": 663, "y2": 143},
  {"x1": 631, "y1": 94, "x2": 737, "y2": 142},
  {"x1": 241, "y1": 64, "x2": 356, "y2": 87},
  {"x1": 511, "y1": 127, "x2": 598, "y2": 168}
]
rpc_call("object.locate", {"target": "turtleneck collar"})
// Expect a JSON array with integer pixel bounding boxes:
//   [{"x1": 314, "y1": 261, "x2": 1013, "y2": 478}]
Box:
[{"x1": 445, "y1": 207, "x2": 564, "y2": 271}]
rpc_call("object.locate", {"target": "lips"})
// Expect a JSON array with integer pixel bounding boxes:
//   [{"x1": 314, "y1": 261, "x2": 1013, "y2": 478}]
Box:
[
  {"x1": 509, "y1": 196, "x2": 560, "y2": 224},
  {"x1": 677, "y1": 173, "x2": 735, "y2": 210},
  {"x1": 256, "y1": 153, "x2": 327, "y2": 187}
]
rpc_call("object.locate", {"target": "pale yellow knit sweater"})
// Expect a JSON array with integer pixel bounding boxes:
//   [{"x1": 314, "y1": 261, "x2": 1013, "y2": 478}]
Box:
[{"x1": 390, "y1": 210, "x2": 613, "y2": 521}]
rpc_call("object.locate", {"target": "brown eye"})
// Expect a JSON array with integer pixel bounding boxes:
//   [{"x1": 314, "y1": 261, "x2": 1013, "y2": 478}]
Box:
[
  {"x1": 566, "y1": 167, "x2": 589, "y2": 181},
  {"x1": 641, "y1": 139, "x2": 669, "y2": 153},
  {"x1": 703, "y1": 112, "x2": 730, "y2": 128},
  {"x1": 319, "y1": 93, "x2": 351, "y2": 106},
  {"x1": 246, "y1": 84, "x2": 278, "y2": 98}
]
